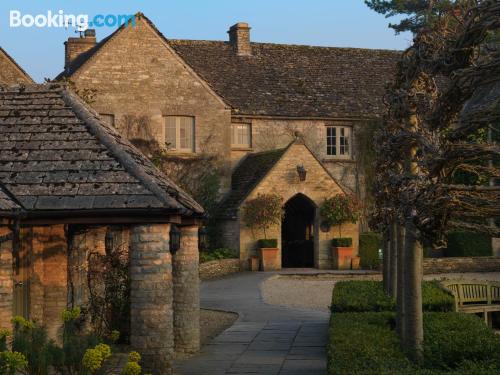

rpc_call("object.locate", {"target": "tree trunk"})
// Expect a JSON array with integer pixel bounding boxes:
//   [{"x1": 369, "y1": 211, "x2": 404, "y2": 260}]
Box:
[
  {"x1": 403, "y1": 218, "x2": 423, "y2": 363},
  {"x1": 389, "y1": 221, "x2": 398, "y2": 298},
  {"x1": 382, "y1": 230, "x2": 391, "y2": 295},
  {"x1": 396, "y1": 224, "x2": 405, "y2": 343}
]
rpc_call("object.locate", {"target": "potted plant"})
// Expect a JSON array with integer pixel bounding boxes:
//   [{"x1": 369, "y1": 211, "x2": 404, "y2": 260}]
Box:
[
  {"x1": 320, "y1": 194, "x2": 361, "y2": 269},
  {"x1": 242, "y1": 193, "x2": 284, "y2": 271}
]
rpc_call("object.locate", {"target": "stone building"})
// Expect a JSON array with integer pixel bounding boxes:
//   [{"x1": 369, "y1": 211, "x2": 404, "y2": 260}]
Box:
[
  {"x1": 0, "y1": 84, "x2": 203, "y2": 374},
  {"x1": 0, "y1": 47, "x2": 33, "y2": 85},
  {"x1": 56, "y1": 13, "x2": 400, "y2": 269}
]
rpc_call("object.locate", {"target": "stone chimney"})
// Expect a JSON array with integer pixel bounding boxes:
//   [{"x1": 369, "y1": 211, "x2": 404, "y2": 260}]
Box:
[
  {"x1": 228, "y1": 23, "x2": 251, "y2": 56},
  {"x1": 64, "y1": 29, "x2": 96, "y2": 70}
]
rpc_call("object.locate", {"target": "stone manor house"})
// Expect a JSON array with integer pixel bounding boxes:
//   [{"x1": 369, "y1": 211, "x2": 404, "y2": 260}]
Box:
[{"x1": 55, "y1": 14, "x2": 399, "y2": 269}]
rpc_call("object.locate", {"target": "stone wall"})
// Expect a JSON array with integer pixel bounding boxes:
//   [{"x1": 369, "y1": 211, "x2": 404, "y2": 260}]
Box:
[
  {"x1": 231, "y1": 117, "x2": 365, "y2": 192},
  {"x1": 0, "y1": 227, "x2": 12, "y2": 331},
  {"x1": 423, "y1": 256, "x2": 500, "y2": 274},
  {"x1": 238, "y1": 142, "x2": 358, "y2": 270},
  {"x1": 0, "y1": 50, "x2": 32, "y2": 85},
  {"x1": 69, "y1": 17, "x2": 233, "y2": 193},
  {"x1": 199, "y1": 259, "x2": 241, "y2": 280}
]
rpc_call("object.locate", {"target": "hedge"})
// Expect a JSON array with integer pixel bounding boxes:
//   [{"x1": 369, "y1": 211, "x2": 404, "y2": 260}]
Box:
[
  {"x1": 445, "y1": 231, "x2": 492, "y2": 257},
  {"x1": 358, "y1": 232, "x2": 382, "y2": 269},
  {"x1": 327, "y1": 312, "x2": 500, "y2": 374},
  {"x1": 331, "y1": 281, "x2": 454, "y2": 313}
]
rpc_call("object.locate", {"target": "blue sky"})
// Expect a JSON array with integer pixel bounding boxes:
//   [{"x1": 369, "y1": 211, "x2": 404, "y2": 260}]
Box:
[{"x1": 0, "y1": 0, "x2": 411, "y2": 82}]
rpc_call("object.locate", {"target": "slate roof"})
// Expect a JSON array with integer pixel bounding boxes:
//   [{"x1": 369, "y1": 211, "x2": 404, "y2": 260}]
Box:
[
  {"x1": 460, "y1": 80, "x2": 500, "y2": 125},
  {"x1": 169, "y1": 40, "x2": 400, "y2": 118},
  {"x1": 0, "y1": 183, "x2": 20, "y2": 212},
  {"x1": 217, "y1": 146, "x2": 289, "y2": 218},
  {"x1": 56, "y1": 14, "x2": 400, "y2": 118},
  {"x1": 0, "y1": 84, "x2": 203, "y2": 217}
]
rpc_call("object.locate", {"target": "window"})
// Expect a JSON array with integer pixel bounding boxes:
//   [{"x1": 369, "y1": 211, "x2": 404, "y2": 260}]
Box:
[
  {"x1": 231, "y1": 123, "x2": 251, "y2": 148},
  {"x1": 326, "y1": 126, "x2": 351, "y2": 157},
  {"x1": 100, "y1": 114, "x2": 115, "y2": 127},
  {"x1": 164, "y1": 116, "x2": 195, "y2": 152}
]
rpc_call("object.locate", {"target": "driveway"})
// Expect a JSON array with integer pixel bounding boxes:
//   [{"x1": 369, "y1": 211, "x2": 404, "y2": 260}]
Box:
[{"x1": 174, "y1": 272, "x2": 329, "y2": 375}]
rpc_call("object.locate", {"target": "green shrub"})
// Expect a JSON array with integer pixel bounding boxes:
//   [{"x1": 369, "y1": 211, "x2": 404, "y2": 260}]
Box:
[
  {"x1": 331, "y1": 238, "x2": 352, "y2": 247},
  {"x1": 331, "y1": 281, "x2": 454, "y2": 313},
  {"x1": 423, "y1": 312, "x2": 500, "y2": 370},
  {"x1": 445, "y1": 231, "x2": 492, "y2": 257},
  {"x1": 199, "y1": 248, "x2": 236, "y2": 263},
  {"x1": 327, "y1": 312, "x2": 500, "y2": 374},
  {"x1": 258, "y1": 239, "x2": 278, "y2": 248},
  {"x1": 358, "y1": 232, "x2": 382, "y2": 269}
]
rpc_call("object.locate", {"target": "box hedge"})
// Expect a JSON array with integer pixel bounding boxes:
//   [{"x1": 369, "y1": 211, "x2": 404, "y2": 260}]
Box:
[
  {"x1": 257, "y1": 239, "x2": 278, "y2": 248},
  {"x1": 331, "y1": 281, "x2": 454, "y2": 313},
  {"x1": 327, "y1": 312, "x2": 500, "y2": 374},
  {"x1": 358, "y1": 232, "x2": 382, "y2": 269},
  {"x1": 445, "y1": 231, "x2": 492, "y2": 257}
]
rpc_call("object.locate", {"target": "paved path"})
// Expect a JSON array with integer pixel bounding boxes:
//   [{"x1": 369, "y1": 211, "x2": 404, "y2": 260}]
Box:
[{"x1": 174, "y1": 272, "x2": 329, "y2": 375}]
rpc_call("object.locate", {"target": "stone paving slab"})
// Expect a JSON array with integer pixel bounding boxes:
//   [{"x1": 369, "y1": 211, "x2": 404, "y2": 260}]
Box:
[{"x1": 174, "y1": 272, "x2": 329, "y2": 375}]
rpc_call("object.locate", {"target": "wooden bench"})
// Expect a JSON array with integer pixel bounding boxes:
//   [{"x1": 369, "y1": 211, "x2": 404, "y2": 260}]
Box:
[{"x1": 441, "y1": 281, "x2": 500, "y2": 327}]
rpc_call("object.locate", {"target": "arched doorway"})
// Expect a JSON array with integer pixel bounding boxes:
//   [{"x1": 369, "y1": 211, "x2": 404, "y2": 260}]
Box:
[{"x1": 281, "y1": 194, "x2": 315, "y2": 267}]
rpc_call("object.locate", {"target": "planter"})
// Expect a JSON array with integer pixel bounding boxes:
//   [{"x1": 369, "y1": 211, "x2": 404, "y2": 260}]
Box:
[
  {"x1": 259, "y1": 248, "x2": 280, "y2": 271},
  {"x1": 332, "y1": 246, "x2": 354, "y2": 270},
  {"x1": 351, "y1": 256, "x2": 361, "y2": 270},
  {"x1": 248, "y1": 256, "x2": 260, "y2": 271}
]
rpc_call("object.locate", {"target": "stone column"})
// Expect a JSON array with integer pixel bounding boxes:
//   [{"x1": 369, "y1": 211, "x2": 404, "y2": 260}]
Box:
[
  {"x1": 173, "y1": 225, "x2": 200, "y2": 355},
  {"x1": 0, "y1": 227, "x2": 13, "y2": 331},
  {"x1": 130, "y1": 224, "x2": 173, "y2": 375}
]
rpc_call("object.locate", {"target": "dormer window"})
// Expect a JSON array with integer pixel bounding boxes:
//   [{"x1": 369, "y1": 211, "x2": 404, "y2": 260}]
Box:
[
  {"x1": 326, "y1": 126, "x2": 351, "y2": 158},
  {"x1": 164, "y1": 116, "x2": 195, "y2": 152}
]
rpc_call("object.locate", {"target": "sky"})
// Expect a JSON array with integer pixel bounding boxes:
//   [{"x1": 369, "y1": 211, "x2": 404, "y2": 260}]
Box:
[{"x1": 0, "y1": 0, "x2": 412, "y2": 82}]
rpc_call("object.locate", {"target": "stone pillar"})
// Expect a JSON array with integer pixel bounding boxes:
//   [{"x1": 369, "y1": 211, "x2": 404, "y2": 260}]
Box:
[
  {"x1": 173, "y1": 225, "x2": 200, "y2": 355},
  {"x1": 130, "y1": 224, "x2": 173, "y2": 375},
  {"x1": 0, "y1": 227, "x2": 13, "y2": 331}
]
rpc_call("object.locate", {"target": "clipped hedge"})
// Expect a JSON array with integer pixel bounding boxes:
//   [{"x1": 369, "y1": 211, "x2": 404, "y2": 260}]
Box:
[
  {"x1": 358, "y1": 232, "x2": 382, "y2": 269},
  {"x1": 257, "y1": 239, "x2": 278, "y2": 248},
  {"x1": 445, "y1": 231, "x2": 492, "y2": 257},
  {"x1": 331, "y1": 238, "x2": 352, "y2": 247},
  {"x1": 327, "y1": 312, "x2": 500, "y2": 374},
  {"x1": 331, "y1": 281, "x2": 454, "y2": 313}
]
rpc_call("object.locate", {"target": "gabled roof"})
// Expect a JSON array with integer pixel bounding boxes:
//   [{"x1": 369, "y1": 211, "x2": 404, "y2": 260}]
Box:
[
  {"x1": 169, "y1": 40, "x2": 400, "y2": 118},
  {"x1": 0, "y1": 47, "x2": 34, "y2": 85},
  {"x1": 0, "y1": 84, "x2": 203, "y2": 217},
  {"x1": 217, "y1": 146, "x2": 290, "y2": 218},
  {"x1": 55, "y1": 13, "x2": 400, "y2": 119}
]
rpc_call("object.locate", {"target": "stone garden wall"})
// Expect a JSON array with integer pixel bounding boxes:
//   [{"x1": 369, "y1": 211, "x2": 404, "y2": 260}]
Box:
[
  {"x1": 423, "y1": 256, "x2": 500, "y2": 274},
  {"x1": 199, "y1": 259, "x2": 241, "y2": 280}
]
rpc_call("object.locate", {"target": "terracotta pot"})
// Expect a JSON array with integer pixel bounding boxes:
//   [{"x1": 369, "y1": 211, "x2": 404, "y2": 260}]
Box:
[
  {"x1": 248, "y1": 256, "x2": 260, "y2": 271},
  {"x1": 351, "y1": 256, "x2": 361, "y2": 270},
  {"x1": 332, "y1": 246, "x2": 354, "y2": 270},
  {"x1": 259, "y1": 248, "x2": 280, "y2": 271}
]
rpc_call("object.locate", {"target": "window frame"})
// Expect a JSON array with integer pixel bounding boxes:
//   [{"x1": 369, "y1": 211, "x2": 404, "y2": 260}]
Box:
[
  {"x1": 164, "y1": 116, "x2": 195, "y2": 153},
  {"x1": 231, "y1": 122, "x2": 252, "y2": 149},
  {"x1": 325, "y1": 125, "x2": 352, "y2": 159}
]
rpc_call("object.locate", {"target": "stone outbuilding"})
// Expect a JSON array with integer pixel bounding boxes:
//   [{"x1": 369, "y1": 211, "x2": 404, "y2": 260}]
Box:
[
  {"x1": 0, "y1": 84, "x2": 204, "y2": 374},
  {"x1": 218, "y1": 138, "x2": 358, "y2": 270}
]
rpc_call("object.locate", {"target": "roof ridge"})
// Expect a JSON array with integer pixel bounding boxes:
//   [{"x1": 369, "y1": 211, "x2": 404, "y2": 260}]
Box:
[{"x1": 60, "y1": 89, "x2": 203, "y2": 215}]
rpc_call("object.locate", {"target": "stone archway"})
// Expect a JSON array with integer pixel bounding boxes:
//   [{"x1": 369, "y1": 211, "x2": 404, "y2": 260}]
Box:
[{"x1": 281, "y1": 193, "x2": 316, "y2": 268}]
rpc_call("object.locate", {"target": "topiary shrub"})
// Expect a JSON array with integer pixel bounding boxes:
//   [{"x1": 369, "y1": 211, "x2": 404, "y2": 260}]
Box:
[
  {"x1": 358, "y1": 232, "x2": 382, "y2": 269},
  {"x1": 242, "y1": 193, "x2": 283, "y2": 247},
  {"x1": 258, "y1": 239, "x2": 278, "y2": 248},
  {"x1": 445, "y1": 231, "x2": 492, "y2": 257},
  {"x1": 320, "y1": 194, "x2": 361, "y2": 241}
]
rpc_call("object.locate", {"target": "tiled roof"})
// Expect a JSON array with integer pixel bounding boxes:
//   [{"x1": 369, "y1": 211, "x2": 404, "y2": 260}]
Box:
[
  {"x1": 0, "y1": 84, "x2": 203, "y2": 216},
  {"x1": 55, "y1": 14, "x2": 400, "y2": 118},
  {"x1": 217, "y1": 146, "x2": 289, "y2": 218},
  {"x1": 0, "y1": 183, "x2": 20, "y2": 212},
  {"x1": 460, "y1": 80, "x2": 500, "y2": 124},
  {"x1": 169, "y1": 40, "x2": 400, "y2": 118}
]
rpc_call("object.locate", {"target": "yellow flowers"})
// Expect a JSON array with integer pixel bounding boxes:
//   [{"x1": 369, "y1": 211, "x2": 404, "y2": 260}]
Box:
[
  {"x1": 61, "y1": 307, "x2": 81, "y2": 322},
  {"x1": 121, "y1": 351, "x2": 142, "y2": 375},
  {"x1": 82, "y1": 343, "x2": 111, "y2": 373},
  {"x1": 127, "y1": 351, "x2": 141, "y2": 363},
  {"x1": 11, "y1": 316, "x2": 35, "y2": 329},
  {"x1": 0, "y1": 351, "x2": 28, "y2": 372}
]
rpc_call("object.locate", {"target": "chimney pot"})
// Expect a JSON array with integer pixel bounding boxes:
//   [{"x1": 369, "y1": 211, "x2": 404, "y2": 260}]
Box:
[
  {"x1": 228, "y1": 22, "x2": 251, "y2": 56},
  {"x1": 64, "y1": 29, "x2": 97, "y2": 71}
]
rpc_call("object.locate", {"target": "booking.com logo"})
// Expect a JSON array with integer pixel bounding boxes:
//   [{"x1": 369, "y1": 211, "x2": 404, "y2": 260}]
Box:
[{"x1": 9, "y1": 10, "x2": 135, "y2": 30}]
